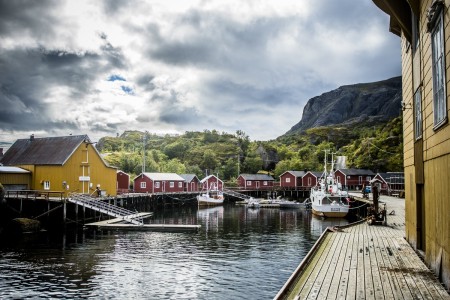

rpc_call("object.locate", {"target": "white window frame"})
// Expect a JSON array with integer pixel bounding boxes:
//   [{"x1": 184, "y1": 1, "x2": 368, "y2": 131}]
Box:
[
  {"x1": 44, "y1": 181, "x2": 50, "y2": 190},
  {"x1": 170, "y1": 181, "x2": 174, "y2": 188},
  {"x1": 247, "y1": 180, "x2": 252, "y2": 186},
  {"x1": 431, "y1": 12, "x2": 447, "y2": 128},
  {"x1": 285, "y1": 177, "x2": 291, "y2": 183},
  {"x1": 140, "y1": 182, "x2": 146, "y2": 189},
  {"x1": 178, "y1": 182, "x2": 182, "y2": 188},
  {"x1": 155, "y1": 182, "x2": 160, "y2": 188},
  {"x1": 263, "y1": 181, "x2": 267, "y2": 186},
  {"x1": 414, "y1": 88, "x2": 423, "y2": 139}
]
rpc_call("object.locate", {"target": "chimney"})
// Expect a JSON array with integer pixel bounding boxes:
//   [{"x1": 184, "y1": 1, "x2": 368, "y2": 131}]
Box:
[{"x1": 30, "y1": 134, "x2": 34, "y2": 141}]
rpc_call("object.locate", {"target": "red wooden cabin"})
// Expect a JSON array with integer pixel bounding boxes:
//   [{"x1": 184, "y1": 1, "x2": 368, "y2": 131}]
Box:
[
  {"x1": 237, "y1": 174, "x2": 274, "y2": 190},
  {"x1": 133, "y1": 172, "x2": 185, "y2": 193},
  {"x1": 179, "y1": 174, "x2": 201, "y2": 192},
  {"x1": 116, "y1": 170, "x2": 130, "y2": 194},
  {"x1": 279, "y1": 171, "x2": 306, "y2": 189}
]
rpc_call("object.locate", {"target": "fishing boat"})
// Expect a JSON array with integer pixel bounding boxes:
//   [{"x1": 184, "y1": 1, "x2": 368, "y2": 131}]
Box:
[
  {"x1": 309, "y1": 151, "x2": 350, "y2": 218},
  {"x1": 197, "y1": 175, "x2": 224, "y2": 206},
  {"x1": 197, "y1": 190, "x2": 224, "y2": 206}
]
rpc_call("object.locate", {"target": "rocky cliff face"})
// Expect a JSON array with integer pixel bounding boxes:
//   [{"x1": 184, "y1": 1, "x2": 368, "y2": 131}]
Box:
[{"x1": 285, "y1": 76, "x2": 402, "y2": 135}]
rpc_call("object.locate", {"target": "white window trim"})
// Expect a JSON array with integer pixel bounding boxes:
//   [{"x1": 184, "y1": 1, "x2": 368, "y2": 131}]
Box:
[
  {"x1": 285, "y1": 177, "x2": 291, "y2": 183},
  {"x1": 140, "y1": 182, "x2": 146, "y2": 188},
  {"x1": 414, "y1": 88, "x2": 423, "y2": 139},
  {"x1": 178, "y1": 182, "x2": 182, "y2": 188},
  {"x1": 431, "y1": 11, "x2": 447, "y2": 128},
  {"x1": 263, "y1": 181, "x2": 267, "y2": 186},
  {"x1": 155, "y1": 182, "x2": 160, "y2": 188},
  {"x1": 170, "y1": 181, "x2": 174, "y2": 188},
  {"x1": 43, "y1": 181, "x2": 50, "y2": 190}
]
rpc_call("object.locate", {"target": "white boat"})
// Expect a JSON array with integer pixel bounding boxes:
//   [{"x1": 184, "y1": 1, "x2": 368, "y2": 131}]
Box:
[
  {"x1": 310, "y1": 151, "x2": 350, "y2": 218},
  {"x1": 197, "y1": 174, "x2": 224, "y2": 206},
  {"x1": 246, "y1": 197, "x2": 261, "y2": 208},
  {"x1": 279, "y1": 200, "x2": 303, "y2": 209},
  {"x1": 197, "y1": 190, "x2": 224, "y2": 206}
]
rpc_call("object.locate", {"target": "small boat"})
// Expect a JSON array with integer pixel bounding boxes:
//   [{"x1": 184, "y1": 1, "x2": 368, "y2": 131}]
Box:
[
  {"x1": 197, "y1": 189, "x2": 224, "y2": 206},
  {"x1": 197, "y1": 174, "x2": 225, "y2": 206},
  {"x1": 278, "y1": 200, "x2": 303, "y2": 209},
  {"x1": 246, "y1": 197, "x2": 261, "y2": 208},
  {"x1": 310, "y1": 151, "x2": 350, "y2": 218}
]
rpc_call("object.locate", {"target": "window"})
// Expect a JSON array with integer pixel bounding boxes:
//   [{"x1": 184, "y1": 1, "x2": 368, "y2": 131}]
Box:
[
  {"x1": 431, "y1": 10, "x2": 447, "y2": 127},
  {"x1": 263, "y1": 181, "x2": 267, "y2": 186},
  {"x1": 308, "y1": 177, "x2": 312, "y2": 186},
  {"x1": 285, "y1": 177, "x2": 291, "y2": 183},
  {"x1": 358, "y1": 176, "x2": 363, "y2": 185},
  {"x1": 140, "y1": 182, "x2": 146, "y2": 188},
  {"x1": 366, "y1": 176, "x2": 371, "y2": 182},
  {"x1": 414, "y1": 89, "x2": 423, "y2": 139},
  {"x1": 247, "y1": 181, "x2": 251, "y2": 186},
  {"x1": 178, "y1": 182, "x2": 182, "y2": 188},
  {"x1": 44, "y1": 181, "x2": 50, "y2": 190},
  {"x1": 155, "y1": 182, "x2": 160, "y2": 188},
  {"x1": 170, "y1": 182, "x2": 174, "y2": 188}
]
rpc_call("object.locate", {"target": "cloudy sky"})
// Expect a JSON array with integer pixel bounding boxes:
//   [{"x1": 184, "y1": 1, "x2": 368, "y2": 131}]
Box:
[{"x1": 0, "y1": 0, "x2": 400, "y2": 144}]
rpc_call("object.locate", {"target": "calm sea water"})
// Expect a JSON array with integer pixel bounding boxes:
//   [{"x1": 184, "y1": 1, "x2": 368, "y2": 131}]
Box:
[{"x1": 0, "y1": 204, "x2": 348, "y2": 299}]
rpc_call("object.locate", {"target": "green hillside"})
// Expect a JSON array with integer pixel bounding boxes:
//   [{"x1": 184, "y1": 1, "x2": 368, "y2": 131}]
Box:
[{"x1": 98, "y1": 116, "x2": 403, "y2": 184}]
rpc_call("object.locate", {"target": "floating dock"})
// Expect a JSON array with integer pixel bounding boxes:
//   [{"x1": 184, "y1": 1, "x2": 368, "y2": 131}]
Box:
[
  {"x1": 275, "y1": 194, "x2": 449, "y2": 299},
  {"x1": 84, "y1": 213, "x2": 200, "y2": 232}
]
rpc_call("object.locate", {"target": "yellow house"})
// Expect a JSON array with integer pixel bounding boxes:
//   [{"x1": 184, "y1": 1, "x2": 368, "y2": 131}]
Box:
[
  {"x1": 0, "y1": 134, "x2": 117, "y2": 197},
  {"x1": 373, "y1": 0, "x2": 450, "y2": 290}
]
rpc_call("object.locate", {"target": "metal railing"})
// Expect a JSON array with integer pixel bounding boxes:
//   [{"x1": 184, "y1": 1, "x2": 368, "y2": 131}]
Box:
[{"x1": 68, "y1": 193, "x2": 143, "y2": 225}]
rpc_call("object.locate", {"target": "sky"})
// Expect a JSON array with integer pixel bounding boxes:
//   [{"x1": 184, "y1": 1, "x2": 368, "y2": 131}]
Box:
[{"x1": 0, "y1": 0, "x2": 401, "y2": 145}]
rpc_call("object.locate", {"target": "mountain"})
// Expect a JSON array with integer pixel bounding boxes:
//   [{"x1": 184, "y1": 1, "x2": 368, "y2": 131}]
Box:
[{"x1": 284, "y1": 76, "x2": 402, "y2": 135}]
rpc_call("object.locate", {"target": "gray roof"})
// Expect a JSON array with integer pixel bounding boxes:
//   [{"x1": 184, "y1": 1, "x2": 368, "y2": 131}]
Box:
[
  {"x1": 239, "y1": 174, "x2": 274, "y2": 181},
  {"x1": 306, "y1": 171, "x2": 324, "y2": 178},
  {"x1": 336, "y1": 168, "x2": 375, "y2": 176},
  {"x1": 375, "y1": 172, "x2": 404, "y2": 183},
  {"x1": 179, "y1": 174, "x2": 199, "y2": 182},
  {"x1": 0, "y1": 166, "x2": 31, "y2": 174},
  {"x1": 0, "y1": 135, "x2": 89, "y2": 166},
  {"x1": 280, "y1": 170, "x2": 306, "y2": 178},
  {"x1": 140, "y1": 172, "x2": 185, "y2": 181}
]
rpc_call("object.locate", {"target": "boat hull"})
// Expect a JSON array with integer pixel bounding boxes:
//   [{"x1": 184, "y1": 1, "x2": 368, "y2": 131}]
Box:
[
  {"x1": 311, "y1": 206, "x2": 348, "y2": 218},
  {"x1": 197, "y1": 195, "x2": 224, "y2": 206}
]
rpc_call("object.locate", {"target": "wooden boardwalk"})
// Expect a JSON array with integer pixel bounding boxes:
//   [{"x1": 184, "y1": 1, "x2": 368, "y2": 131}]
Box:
[{"x1": 275, "y1": 195, "x2": 450, "y2": 299}]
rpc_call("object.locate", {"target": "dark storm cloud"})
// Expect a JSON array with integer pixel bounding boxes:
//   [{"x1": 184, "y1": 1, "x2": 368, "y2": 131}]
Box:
[
  {"x1": 0, "y1": 42, "x2": 126, "y2": 132},
  {"x1": 146, "y1": 9, "x2": 289, "y2": 68},
  {"x1": 0, "y1": 0, "x2": 61, "y2": 36}
]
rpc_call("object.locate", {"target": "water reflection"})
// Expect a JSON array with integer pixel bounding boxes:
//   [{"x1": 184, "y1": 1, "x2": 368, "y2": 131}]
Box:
[{"x1": 0, "y1": 205, "x2": 348, "y2": 299}]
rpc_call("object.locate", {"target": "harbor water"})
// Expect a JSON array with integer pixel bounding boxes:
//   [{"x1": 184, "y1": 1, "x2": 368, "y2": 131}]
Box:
[{"x1": 0, "y1": 204, "x2": 348, "y2": 299}]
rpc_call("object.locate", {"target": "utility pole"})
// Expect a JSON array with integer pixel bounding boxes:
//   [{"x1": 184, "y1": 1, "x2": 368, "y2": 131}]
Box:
[{"x1": 142, "y1": 132, "x2": 147, "y2": 173}]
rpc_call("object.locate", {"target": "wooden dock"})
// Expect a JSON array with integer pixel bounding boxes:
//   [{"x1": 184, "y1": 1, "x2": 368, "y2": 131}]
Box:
[
  {"x1": 84, "y1": 213, "x2": 201, "y2": 232},
  {"x1": 275, "y1": 195, "x2": 450, "y2": 299}
]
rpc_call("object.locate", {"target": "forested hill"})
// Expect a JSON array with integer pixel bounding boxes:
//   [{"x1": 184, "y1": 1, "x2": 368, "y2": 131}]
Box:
[{"x1": 283, "y1": 76, "x2": 402, "y2": 136}]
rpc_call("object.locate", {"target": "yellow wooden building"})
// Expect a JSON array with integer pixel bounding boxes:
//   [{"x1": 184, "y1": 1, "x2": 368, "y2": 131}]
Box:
[
  {"x1": 373, "y1": 0, "x2": 450, "y2": 290},
  {"x1": 0, "y1": 135, "x2": 117, "y2": 197}
]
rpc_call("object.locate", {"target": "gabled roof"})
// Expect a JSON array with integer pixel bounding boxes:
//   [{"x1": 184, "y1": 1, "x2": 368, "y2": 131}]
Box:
[
  {"x1": 336, "y1": 168, "x2": 375, "y2": 176},
  {"x1": 375, "y1": 172, "x2": 404, "y2": 183},
  {"x1": 117, "y1": 170, "x2": 129, "y2": 175},
  {"x1": 0, "y1": 166, "x2": 31, "y2": 174},
  {"x1": 305, "y1": 171, "x2": 324, "y2": 178},
  {"x1": 1, "y1": 135, "x2": 89, "y2": 166},
  {"x1": 279, "y1": 170, "x2": 306, "y2": 178},
  {"x1": 239, "y1": 174, "x2": 274, "y2": 181},
  {"x1": 179, "y1": 174, "x2": 199, "y2": 182},
  {"x1": 138, "y1": 172, "x2": 185, "y2": 181},
  {"x1": 200, "y1": 175, "x2": 223, "y2": 183}
]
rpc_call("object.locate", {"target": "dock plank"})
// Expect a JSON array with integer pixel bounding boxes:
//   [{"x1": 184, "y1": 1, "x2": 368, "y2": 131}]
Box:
[{"x1": 275, "y1": 195, "x2": 450, "y2": 300}]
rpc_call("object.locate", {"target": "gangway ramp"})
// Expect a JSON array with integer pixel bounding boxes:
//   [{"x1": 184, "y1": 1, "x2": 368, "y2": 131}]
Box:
[
  {"x1": 223, "y1": 189, "x2": 251, "y2": 201},
  {"x1": 68, "y1": 193, "x2": 150, "y2": 226}
]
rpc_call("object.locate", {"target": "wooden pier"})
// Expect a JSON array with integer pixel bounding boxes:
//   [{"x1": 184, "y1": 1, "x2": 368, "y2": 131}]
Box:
[{"x1": 275, "y1": 195, "x2": 450, "y2": 299}]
